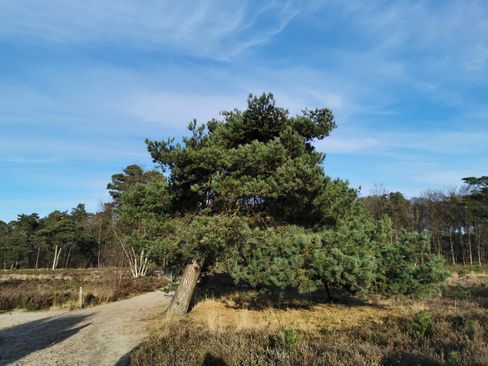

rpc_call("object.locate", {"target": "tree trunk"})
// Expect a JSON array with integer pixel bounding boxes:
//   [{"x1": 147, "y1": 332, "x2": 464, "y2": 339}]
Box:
[
  {"x1": 466, "y1": 210, "x2": 473, "y2": 265},
  {"x1": 460, "y1": 230, "x2": 466, "y2": 265},
  {"x1": 65, "y1": 246, "x2": 72, "y2": 268},
  {"x1": 52, "y1": 245, "x2": 62, "y2": 270},
  {"x1": 35, "y1": 247, "x2": 41, "y2": 269},
  {"x1": 52, "y1": 245, "x2": 57, "y2": 270},
  {"x1": 166, "y1": 260, "x2": 201, "y2": 316},
  {"x1": 449, "y1": 228, "x2": 456, "y2": 265},
  {"x1": 476, "y1": 222, "x2": 482, "y2": 266},
  {"x1": 437, "y1": 234, "x2": 442, "y2": 256},
  {"x1": 429, "y1": 210, "x2": 434, "y2": 255},
  {"x1": 97, "y1": 226, "x2": 102, "y2": 268},
  {"x1": 322, "y1": 279, "x2": 334, "y2": 301}
]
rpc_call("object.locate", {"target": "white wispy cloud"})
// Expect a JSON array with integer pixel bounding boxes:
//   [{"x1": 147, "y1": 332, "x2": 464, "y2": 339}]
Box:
[
  {"x1": 313, "y1": 0, "x2": 488, "y2": 101},
  {"x1": 317, "y1": 130, "x2": 488, "y2": 156},
  {"x1": 0, "y1": 136, "x2": 149, "y2": 162},
  {"x1": 316, "y1": 137, "x2": 378, "y2": 153},
  {"x1": 413, "y1": 168, "x2": 488, "y2": 186},
  {"x1": 464, "y1": 43, "x2": 488, "y2": 74},
  {"x1": 128, "y1": 92, "x2": 247, "y2": 127},
  {"x1": 1, "y1": 0, "x2": 487, "y2": 219},
  {"x1": 382, "y1": 131, "x2": 488, "y2": 156},
  {"x1": 0, "y1": 157, "x2": 55, "y2": 164},
  {"x1": 0, "y1": 0, "x2": 301, "y2": 59}
]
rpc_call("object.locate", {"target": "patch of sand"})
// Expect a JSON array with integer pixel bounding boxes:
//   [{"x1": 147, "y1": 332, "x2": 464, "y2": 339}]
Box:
[{"x1": 0, "y1": 291, "x2": 171, "y2": 366}]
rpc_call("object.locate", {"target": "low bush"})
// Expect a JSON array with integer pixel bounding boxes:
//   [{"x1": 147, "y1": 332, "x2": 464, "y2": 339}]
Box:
[{"x1": 411, "y1": 310, "x2": 432, "y2": 339}]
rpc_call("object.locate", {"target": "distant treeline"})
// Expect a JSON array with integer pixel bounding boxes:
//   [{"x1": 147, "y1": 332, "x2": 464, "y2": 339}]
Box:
[
  {"x1": 362, "y1": 176, "x2": 488, "y2": 265},
  {"x1": 0, "y1": 164, "x2": 162, "y2": 270},
  {"x1": 1, "y1": 166, "x2": 486, "y2": 269},
  {"x1": 0, "y1": 203, "x2": 120, "y2": 269}
]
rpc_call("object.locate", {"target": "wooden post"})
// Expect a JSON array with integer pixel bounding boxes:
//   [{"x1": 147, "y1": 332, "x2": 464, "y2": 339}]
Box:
[{"x1": 79, "y1": 286, "x2": 83, "y2": 309}]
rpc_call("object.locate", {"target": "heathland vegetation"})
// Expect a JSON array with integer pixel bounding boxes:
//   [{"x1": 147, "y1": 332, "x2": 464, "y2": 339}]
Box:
[
  {"x1": 130, "y1": 269, "x2": 488, "y2": 365},
  {"x1": 0, "y1": 268, "x2": 165, "y2": 311},
  {"x1": 1, "y1": 94, "x2": 487, "y2": 364}
]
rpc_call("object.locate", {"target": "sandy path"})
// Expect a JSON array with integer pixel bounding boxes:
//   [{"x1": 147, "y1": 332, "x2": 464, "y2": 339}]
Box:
[{"x1": 0, "y1": 291, "x2": 171, "y2": 366}]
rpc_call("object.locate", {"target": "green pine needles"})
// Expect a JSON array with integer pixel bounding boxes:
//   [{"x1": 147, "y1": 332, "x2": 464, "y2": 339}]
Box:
[{"x1": 114, "y1": 93, "x2": 448, "y2": 301}]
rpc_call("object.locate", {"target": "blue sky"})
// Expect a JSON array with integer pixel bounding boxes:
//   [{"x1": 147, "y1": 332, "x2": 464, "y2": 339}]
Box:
[{"x1": 1, "y1": 1, "x2": 487, "y2": 222}]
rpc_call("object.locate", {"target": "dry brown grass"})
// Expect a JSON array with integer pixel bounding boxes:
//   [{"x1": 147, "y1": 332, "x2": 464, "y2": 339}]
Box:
[
  {"x1": 187, "y1": 298, "x2": 412, "y2": 333},
  {"x1": 130, "y1": 268, "x2": 488, "y2": 366},
  {"x1": 0, "y1": 268, "x2": 166, "y2": 311}
]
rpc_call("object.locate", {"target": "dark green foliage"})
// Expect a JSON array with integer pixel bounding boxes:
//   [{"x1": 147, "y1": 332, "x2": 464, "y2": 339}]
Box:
[
  {"x1": 225, "y1": 224, "x2": 321, "y2": 292},
  {"x1": 108, "y1": 164, "x2": 170, "y2": 264},
  {"x1": 411, "y1": 310, "x2": 432, "y2": 338},
  {"x1": 1, "y1": 214, "x2": 40, "y2": 268},
  {"x1": 373, "y1": 228, "x2": 449, "y2": 296},
  {"x1": 312, "y1": 214, "x2": 379, "y2": 294},
  {"x1": 115, "y1": 178, "x2": 171, "y2": 258},
  {"x1": 363, "y1": 191, "x2": 412, "y2": 231},
  {"x1": 37, "y1": 205, "x2": 97, "y2": 267},
  {"x1": 127, "y1": 93, "x2": 448, "y2": 297},
  {"x1": 225, "y1": 213, "x2": 379, "y2": 295},
  {"x1": 225, "y1": 215, "x2": 447, "y2": 297},
  {"x1": 465, "y1": 319, "x2": 477, "y2": 339},
  {"x1": 282, "y1": 329, "x2": 299, "y2": 345},
  {"x1": 107, "y1": 164, "x2": 164, "y2": 205},
  {"x1": 463, "y1": 176, "x2": 488, "y2": 236},
  {"x1": 145, "y1": 93, "x2": 336, "y2": 226},
  {"x1": 363, "y1": 177, "x2": 488, "y2": 267},
  {"x1": 462, "y1": 177, "x2": 488, "y2": 213},
  {"x1": 0, "y1": 204, "x2": 110, "y2": 269}
]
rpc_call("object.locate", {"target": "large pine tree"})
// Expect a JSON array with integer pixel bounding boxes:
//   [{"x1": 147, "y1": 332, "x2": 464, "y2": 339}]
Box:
[{"x1": 119, "y1": 93, "x2": 446, "y2": 315}]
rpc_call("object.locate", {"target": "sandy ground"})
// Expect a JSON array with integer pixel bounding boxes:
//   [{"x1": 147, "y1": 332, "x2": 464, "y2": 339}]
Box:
[{"x1": 0, "y1": 291, "x2": 171, "y2": 366}]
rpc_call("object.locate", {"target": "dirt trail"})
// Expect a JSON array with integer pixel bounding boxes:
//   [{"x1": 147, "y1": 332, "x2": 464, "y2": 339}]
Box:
[{"x1": 0, "y1": 291, "x2": 171, "y2": 366}]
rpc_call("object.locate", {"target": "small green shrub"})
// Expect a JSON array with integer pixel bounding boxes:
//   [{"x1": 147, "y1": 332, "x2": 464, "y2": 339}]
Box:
[
  {"x1": 20, "y1": 297, "x2": 35, "y2": 311},
  {"x1": 471, "y1": 265, "x2": 484, "y2": 274},
  {"x1": 282, "y1": 329, "x2": 299, "y2": 345},
  {"x1": 465, "y1": 319, "x2": 477, "y2": 339},
  {"x1": 448, "y1": 287, "x2": 472, "y2": 300},
  {"x1": 446, "y1": 350, "x2": 462, "y2": 366},
  {"x1": 411, "y1": 310, "x2": 432, "y2": 338}
]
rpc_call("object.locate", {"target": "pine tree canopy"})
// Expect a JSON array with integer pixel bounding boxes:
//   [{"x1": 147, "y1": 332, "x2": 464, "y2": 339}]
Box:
[
  {"x1": 462, "y1": 176, "x2": 488, "y2": 222},
  {"x1": 114, "y1": 93, "x2": 448, "y2": 297},
  {"x1": 145, "y1": 93, "x2": 344, "y2": 226}
]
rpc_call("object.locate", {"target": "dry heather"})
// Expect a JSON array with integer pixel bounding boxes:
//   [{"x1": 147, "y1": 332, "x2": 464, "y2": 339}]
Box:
[
  {"x1": 0, "y1": 268, "x2": 166, "y2": 311},
  {"x1": 130, "y1": 270, "x2": 488, "y2": 366},
  {"x1": 187, "y1": 298, "x2": 410, "y2": 333}
]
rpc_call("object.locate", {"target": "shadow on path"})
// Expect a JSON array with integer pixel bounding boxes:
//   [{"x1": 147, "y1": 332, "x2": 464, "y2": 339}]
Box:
[
  {"x1": 0, "y1": 314, "x2": 91, "y2": 365},
  {"x1": 114, "y1": 348, "x2": 136, "y2": 366}
]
